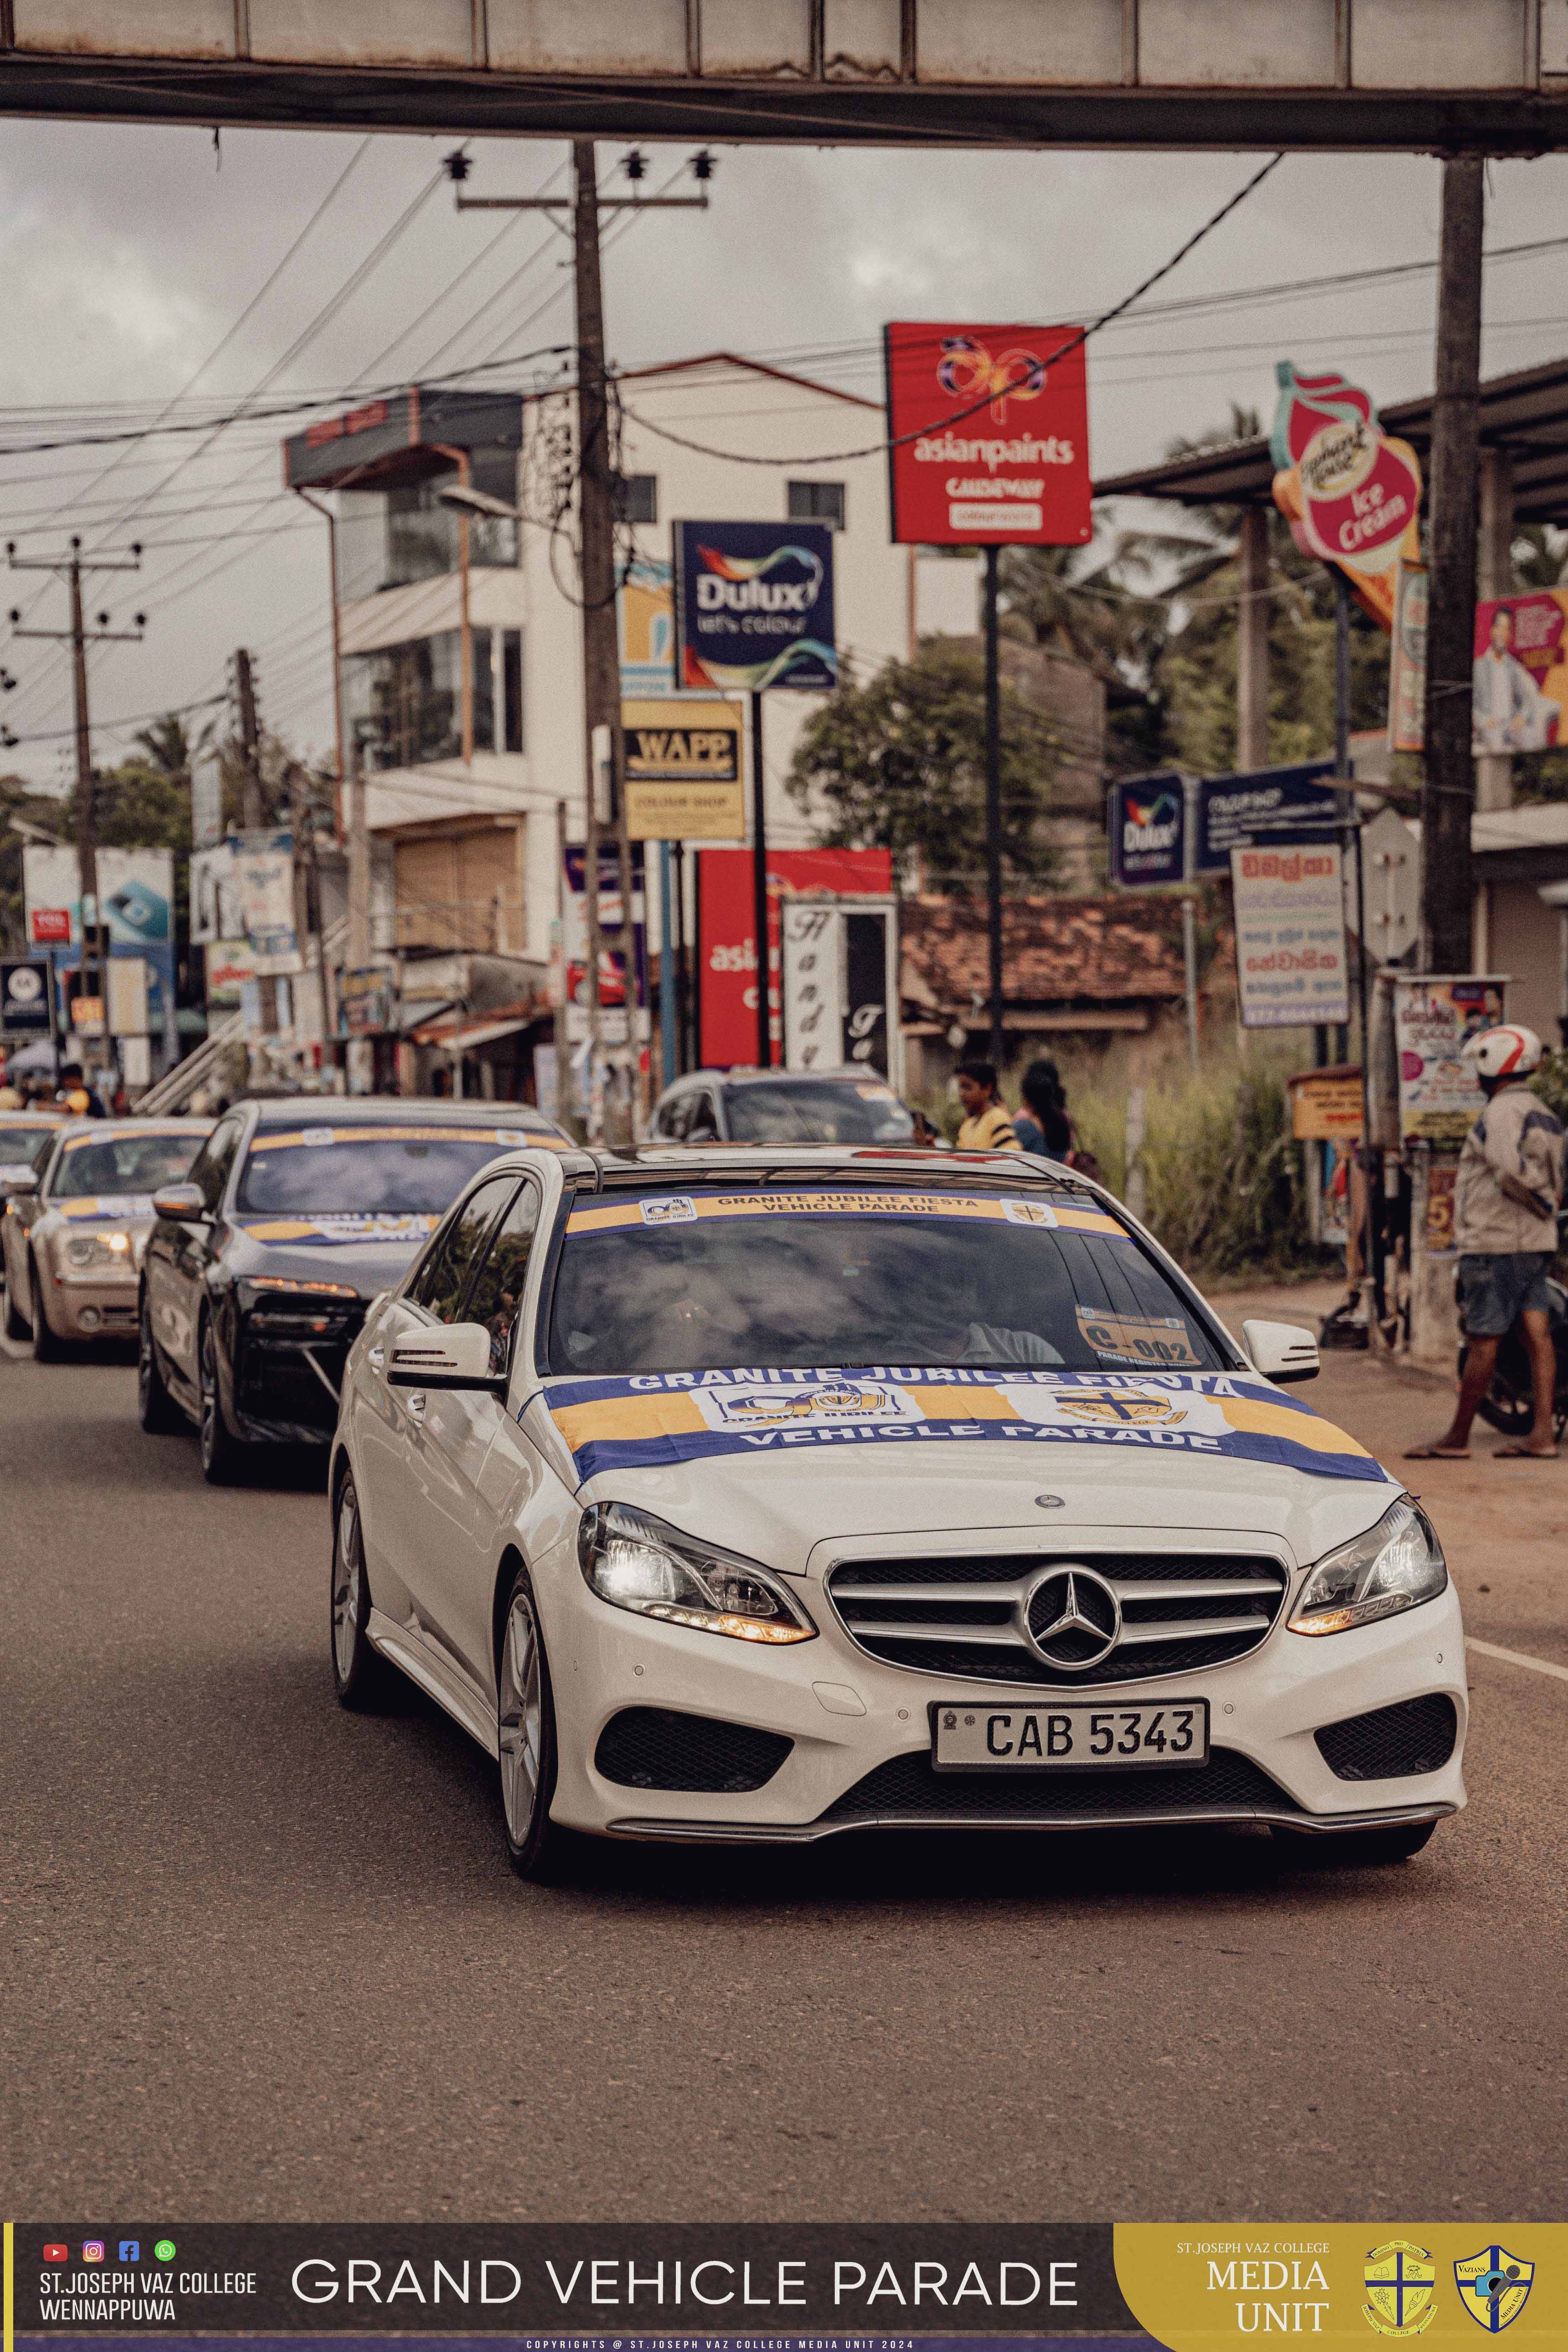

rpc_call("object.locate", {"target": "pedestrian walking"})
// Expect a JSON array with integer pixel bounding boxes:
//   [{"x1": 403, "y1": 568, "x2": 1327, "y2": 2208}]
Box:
[
  {"x1": 954, "y1": 1059, "x2": 1022, "y2": 1152},
  {"x1": 1012, "y1": 1057, "x2": 1073, "y2": 1162},
  {"x1": 1406, "y1": 1024, "x2": 1564, "y2": 1462}
]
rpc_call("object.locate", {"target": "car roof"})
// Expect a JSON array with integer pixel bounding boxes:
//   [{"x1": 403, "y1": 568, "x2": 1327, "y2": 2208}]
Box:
[
  {"x1": 667, "y1": 1067, "x2": 890, "y2": 1090},
  {"x1": 245, "y1": 1095, "x2": 567, "y2": 1134},
  {"x1": 57, "y1": 1117, "x2": 214, "y2": 1140},
  {"x1": 572, "y1": 1141, "x2": 1103, "y2": 1198},
  {"x1": 0, "y1": 1106, "x2": 64, "y2": 1122}
]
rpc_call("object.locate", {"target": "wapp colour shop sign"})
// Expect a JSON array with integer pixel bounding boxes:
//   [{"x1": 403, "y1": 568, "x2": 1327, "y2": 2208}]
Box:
[{"x1": 2, "y1": 6, "x2": 1567, "y2": 149}]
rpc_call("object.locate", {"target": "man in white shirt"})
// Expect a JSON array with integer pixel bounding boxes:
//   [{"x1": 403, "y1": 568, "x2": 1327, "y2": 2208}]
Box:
[{"x1": 1473, "y1": 606, "x2": 1561, "y2": 755}]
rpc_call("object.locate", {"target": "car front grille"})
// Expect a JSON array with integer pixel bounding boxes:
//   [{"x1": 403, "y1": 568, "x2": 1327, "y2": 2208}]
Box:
[
  {"x1": 824, "y1": 1548, "x2": 1291, "y2": 1687},
  {"x1": 1315, "y1": 1694, "x2": 1458, "y2": 1781},
  {"x1": 818, "y1": 1745, "x2": 1302, "y2": 1824}
]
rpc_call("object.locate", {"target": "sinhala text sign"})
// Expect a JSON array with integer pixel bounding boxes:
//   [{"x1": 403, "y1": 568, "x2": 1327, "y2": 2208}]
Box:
[
  {"x1": 1392, "y1": 975, "x2": 1509, "y2": 1144},
  {"x1": 1231, "y1": 843, "x2": 1350, "y2": 1030}
]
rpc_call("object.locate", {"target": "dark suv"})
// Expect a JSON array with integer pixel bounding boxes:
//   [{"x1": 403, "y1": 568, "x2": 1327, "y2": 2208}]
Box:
[
  {"x1": 139, "y1": 1096, "x2": 571, "y2": 1480},
  {"x1": 649, "y1": 1068, "x2": 916, "y2": 1146}
]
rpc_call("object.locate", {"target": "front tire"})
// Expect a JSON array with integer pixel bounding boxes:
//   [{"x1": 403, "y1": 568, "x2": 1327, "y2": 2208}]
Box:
[
  {"x1": 138, "y1": 1292, "x2": 186, "y2": 1433},
  {"x1": 497, "y1": 1566, "x2": 575, "y2": 1883},
  {"x1": 330, "y1": 1470, "x2": 396, "y2": 1709},
  {"x1": 29, "y1": 1254, "x2": 61, "y2": 1361},
  {"x1": 4, "y1": 1267, "x2": 27, "y2": 1340},
  {"x1": 198, "y1": 1312, "x2": 245, "y2": 1484},
  {"x1": 1275, "y1": 1819, "x2": 1438, "y2": 1867}
]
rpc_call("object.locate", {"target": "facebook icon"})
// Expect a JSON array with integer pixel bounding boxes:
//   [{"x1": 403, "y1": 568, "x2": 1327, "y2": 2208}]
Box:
[{"x1": 119, "y1": 2242, "x2": 139, "y2": 2263}]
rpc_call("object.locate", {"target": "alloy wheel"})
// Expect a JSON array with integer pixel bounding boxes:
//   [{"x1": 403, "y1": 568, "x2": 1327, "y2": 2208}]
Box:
[
  {"x1": 498, "y1": 1588, "x2": 545, "y2": 1845},
  {"x1": 332, "y1": 1484, "x2": 362, "y2": 1686}
]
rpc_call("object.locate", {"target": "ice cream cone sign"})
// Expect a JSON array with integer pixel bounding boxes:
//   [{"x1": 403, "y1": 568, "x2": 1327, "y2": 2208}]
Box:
[{"x1": 1270, "y1": 361, "x2": 1422, "y2": 632}]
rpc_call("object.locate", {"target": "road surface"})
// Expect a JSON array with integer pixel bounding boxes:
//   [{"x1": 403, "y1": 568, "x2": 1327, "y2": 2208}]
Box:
[{"x1": 2, "y1": 1295, "x2": 1563, "y2": 2221}]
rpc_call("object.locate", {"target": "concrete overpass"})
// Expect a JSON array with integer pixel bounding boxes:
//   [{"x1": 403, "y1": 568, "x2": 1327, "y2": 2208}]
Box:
[{"x1": 1, "y1": 2, "x2": 1566, "y2": 150}]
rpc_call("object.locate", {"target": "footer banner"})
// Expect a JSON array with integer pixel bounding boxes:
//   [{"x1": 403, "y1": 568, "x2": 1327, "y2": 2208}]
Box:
[{"x1": 4, "y1": 2226, "x2": 1562, "y2": 2347}]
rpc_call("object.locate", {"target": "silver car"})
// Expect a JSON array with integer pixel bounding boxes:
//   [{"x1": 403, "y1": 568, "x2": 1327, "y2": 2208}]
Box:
[{"x1": 3, "y1": 1116, "x2": 212, "y2": 1356}]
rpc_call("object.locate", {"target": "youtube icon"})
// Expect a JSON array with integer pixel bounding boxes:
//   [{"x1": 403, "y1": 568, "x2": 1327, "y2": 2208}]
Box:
[{"x1": 42, "y1": 2245, "x2": 68, "y2": 2264}]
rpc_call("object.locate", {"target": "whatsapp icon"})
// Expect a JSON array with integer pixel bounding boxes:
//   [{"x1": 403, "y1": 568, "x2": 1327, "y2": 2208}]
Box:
[{"x1": 153, "y1": 2241, "x2": 175, "y2": 2263}]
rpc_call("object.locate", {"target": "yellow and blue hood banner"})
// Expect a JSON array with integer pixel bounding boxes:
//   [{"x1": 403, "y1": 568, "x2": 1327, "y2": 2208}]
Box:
[
  {"x1": 55, "y1": 1193, "x2": 157, "y2": 1222},
  {"x1": 546, "y1": 1366, "x2": 1391, "y2": 1486},
  {"x1": 238, "y1": 1212, "x2": 442, "y2": 1248}
]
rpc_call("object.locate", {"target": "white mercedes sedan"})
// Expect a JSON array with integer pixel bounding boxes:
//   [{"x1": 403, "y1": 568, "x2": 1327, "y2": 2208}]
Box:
[{"x1": 329, "y1": 1143, "x2": 1465, "y2": 1880}]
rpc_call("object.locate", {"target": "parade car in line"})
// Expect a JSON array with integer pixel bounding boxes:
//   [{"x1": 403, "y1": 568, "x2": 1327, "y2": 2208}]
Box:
[
  {"x1": 325, "y1": 1142, "x2": 1466, "y2": 1880},
  {"x1": 649, "y1": 1067, "x2": 918, "y2": 1146},
  {"x1": 2, "y1": 1116, "x2": 212, "y2": 1357},
  {"x1": 138, "y1": 1096, "x2": 573, "y2": 1481},
  {"x1": 0, "y1": 1105, "x2": 66, "y2": 1193}
]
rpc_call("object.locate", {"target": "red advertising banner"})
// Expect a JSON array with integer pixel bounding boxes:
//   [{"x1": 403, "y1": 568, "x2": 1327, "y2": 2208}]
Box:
[
  {"x1": 698, "y1": 846, "x2": 893, "y2": 1066},
  {"x1": 883, "y1": 321, "x2": 1092, "y2": 548}
]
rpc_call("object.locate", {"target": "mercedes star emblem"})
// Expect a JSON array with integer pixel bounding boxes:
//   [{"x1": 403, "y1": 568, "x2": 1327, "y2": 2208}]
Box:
[
  {"x1": 1034, "y1": 1494, "x2": 1065, "y2": 1509},
  {"x1": 1023, "y1": 1564, "x2": 1122, "y2": 1670}
]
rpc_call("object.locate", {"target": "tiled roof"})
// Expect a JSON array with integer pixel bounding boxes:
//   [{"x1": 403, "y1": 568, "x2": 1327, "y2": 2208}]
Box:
[{"x1": 900, "y1": 891, "x2": 1190, "y2": 1013}]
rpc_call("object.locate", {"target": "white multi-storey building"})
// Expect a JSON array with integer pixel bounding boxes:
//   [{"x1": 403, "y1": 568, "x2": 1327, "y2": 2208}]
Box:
[{"x1": 286, "y1": 358, "x2": 916, "y2": 1002}]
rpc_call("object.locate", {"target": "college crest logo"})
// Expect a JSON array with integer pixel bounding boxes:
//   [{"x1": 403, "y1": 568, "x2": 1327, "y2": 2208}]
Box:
[
  {"x1": 718, "y1": 1384, "x2": 898, "y2": 1429},
  {"x1": 1053, "y1": 1389, "x2": 1178, "y2": 1427},
  {"x1": 1362, "y1": 2242, "x2": 1437, "y2": 2336},
  {"x1": 1454, "y1": 2248, "x2": 1534, "y2": 2332}
]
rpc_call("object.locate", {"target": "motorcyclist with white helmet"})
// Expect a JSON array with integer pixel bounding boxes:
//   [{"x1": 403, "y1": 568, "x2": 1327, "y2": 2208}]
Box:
[{"x1": 1406, "y1": 1024, "x2": 1564, "y2": 1461}]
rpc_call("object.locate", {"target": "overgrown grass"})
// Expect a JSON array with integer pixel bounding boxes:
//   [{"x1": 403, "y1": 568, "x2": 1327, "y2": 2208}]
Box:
[{"x1": 920, "y1": 1045, "x2": 1333, "y2": 1280}]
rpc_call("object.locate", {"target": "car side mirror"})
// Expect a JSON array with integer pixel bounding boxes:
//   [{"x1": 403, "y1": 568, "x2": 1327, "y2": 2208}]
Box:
[
  {"x1": 1242, "y1": 1318, "x2": 1320, "y2": 1385},
  {"x1": 388, "y1": 1322, "x2": 505, "y2": 1394},
  {"x1": 1, "y1": 1168, "x2": 38, "y2": 1196},
  {"x1": 152, "y1": 1182, "x2": 207, "y2": 1223}
]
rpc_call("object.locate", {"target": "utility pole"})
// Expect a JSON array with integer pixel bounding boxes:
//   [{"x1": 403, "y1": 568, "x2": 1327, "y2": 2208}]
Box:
[
  {"x1": 233, "y1": 645, "x2": 279, "y2": 1034},
  {"x1": 983, "y1": 544, "x2": 1005, "y2": 1072},
  {"x1": 7, "y1": 536, "x2": 144, "y2": 1065},
  {"x1": 1420, "y1": 157, "x2": 1485, "y2": 975},
  {"x1": 444, "y1": 142, "x2": 712, "y2": 1140}
]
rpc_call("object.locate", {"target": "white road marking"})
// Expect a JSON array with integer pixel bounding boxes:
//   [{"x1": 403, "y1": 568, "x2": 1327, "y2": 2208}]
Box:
[{"x1": 1467, "y1": 1636, "x2": 1568, "y2": 1686}]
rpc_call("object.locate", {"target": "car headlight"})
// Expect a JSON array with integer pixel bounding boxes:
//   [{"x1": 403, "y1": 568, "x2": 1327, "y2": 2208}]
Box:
[
  {"x1": 577, "y1": 1502, "x2": 817, "y2": 1645},
  {"x1": 63, "y1": 1231, "x2": 134, "y2": 1270},
  {"x1": 1287, "y1": 1497, "x2": 1447, "y2": 1636}
]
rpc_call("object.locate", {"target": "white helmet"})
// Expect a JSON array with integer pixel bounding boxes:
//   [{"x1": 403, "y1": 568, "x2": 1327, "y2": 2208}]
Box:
[{"x1": 1461, "y1": 1024, "x2": 1543, "y2": 1080}]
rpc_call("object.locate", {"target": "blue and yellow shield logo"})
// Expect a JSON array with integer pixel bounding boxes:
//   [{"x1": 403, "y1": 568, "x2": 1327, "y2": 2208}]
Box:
[
  {"x1": 1363, "y1": 2242, "x2": 1437, "y2": 2336},
  {"x1": 1455, "y1": 2247, "x2": 1534, "y2": 2331}
]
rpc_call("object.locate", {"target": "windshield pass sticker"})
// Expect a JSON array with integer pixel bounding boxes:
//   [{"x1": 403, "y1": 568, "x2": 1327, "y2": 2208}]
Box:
[
  {"x1": 57, "y1": 1193, "x2": 155, "y2": 1221},
  {"x1": 1076, "y1": 1307, "x2": 1199, "y2": 1369},
  {"x1": 546, "y1": 1367, "x2": 1390, "y2": 1488},
  {"x1": 240, "y1": 1212, "x2": 440, "y2": 1246},
  {"x1": 641, "y1": 1196, "x2": 698, "y2": 1225},
  {"x1": 256, "y1": 1125, "x2": 562, "y2": 1153},
  {"x1": 570, "y1": 1191, "x2": 1116, "y2": 1238}
]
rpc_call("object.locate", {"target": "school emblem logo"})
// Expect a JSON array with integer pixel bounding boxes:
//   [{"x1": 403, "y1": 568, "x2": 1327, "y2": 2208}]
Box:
[
  {"x1": 1454, "y1": 2248, "x2": 1534, "y2": 2332},
  {"x1": 1363, "y1": 2242, "x2": 1437, "y2": 2336},
  {"x1": 1053, "y1": 1389, "x2": 1178, "y2": 1427},
  {"x1": 1002, "y1": 1198, "x2": 1057, "y2": 1227},
  {"x1": 719, "y1": 1384, "x2": 898, "y2": 1428}
]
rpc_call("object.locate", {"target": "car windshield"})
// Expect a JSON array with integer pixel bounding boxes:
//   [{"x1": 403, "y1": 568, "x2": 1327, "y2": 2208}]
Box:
[
  {"x1": 0, "y1": 1123, "x2": 60, "y2": 1162},
  {"x1": 51, "y1": 1130, "x2": 204, "y2": 1200},
  {"x1": 548, "y1": 1184, "x2": 1225, "y2": 1376},
  {"x1": 723, "y1": 1079, "x2": 915, "y2": 1145},
  {"x1": 235, "y1": 1123, "x2": 546, "y2": 1216}
]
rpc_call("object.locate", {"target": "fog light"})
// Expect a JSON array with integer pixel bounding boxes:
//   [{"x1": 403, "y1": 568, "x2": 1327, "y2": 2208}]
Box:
[{"x1": 79, "y1": 1307, "x2": 100, "y2": 1330}]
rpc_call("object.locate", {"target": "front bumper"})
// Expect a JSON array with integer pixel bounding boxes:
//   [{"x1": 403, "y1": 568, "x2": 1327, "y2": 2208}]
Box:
[
  {"x1": 537, "y1": 1546, "x2": 1467, "y2": 1843},
  {"x1": 231, "y1": 1301, "x2": 366, "y2": 1443},
  {"x1": 43, "y1": 1267, "x2": 140, "y2": 1338}
]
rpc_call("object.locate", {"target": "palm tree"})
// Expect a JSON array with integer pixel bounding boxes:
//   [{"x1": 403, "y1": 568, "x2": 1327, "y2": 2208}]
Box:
[{"x1": 131, "y1": 711, "x2": 194, "y2": 783}]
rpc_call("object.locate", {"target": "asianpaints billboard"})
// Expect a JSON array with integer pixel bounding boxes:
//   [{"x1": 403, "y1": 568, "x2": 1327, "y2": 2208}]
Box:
[
  {"x1": 883, "y1": 321, "x2": 1091, "y2": 547},
  {"x1": 1473, "y1": 591, "x2": 1568, "y2": 754},
  {"x1": 1270, "y1": 361, "x2": 1421, "y2": 631}
]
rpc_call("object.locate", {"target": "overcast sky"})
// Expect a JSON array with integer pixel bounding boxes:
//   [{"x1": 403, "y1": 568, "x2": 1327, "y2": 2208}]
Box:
[{"x1": 0, "y1": 117, "x2": 1565, "y2": 792}]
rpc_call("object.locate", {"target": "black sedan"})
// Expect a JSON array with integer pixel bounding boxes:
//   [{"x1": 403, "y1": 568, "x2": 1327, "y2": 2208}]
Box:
[{"x1": 139, "y1": 1096, "x2": 572, "y2": 1481}]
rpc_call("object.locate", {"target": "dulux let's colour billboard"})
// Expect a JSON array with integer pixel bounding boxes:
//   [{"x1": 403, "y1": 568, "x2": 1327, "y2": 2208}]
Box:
[{"x1": 672, "y1": 519, "x2": 836, "y2": 694}]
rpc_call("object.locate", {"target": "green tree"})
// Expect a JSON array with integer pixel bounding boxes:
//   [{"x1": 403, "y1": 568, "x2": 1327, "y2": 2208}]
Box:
[{"x1": 786, "y1": 638, "x2": 1060, "y2": 890}]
